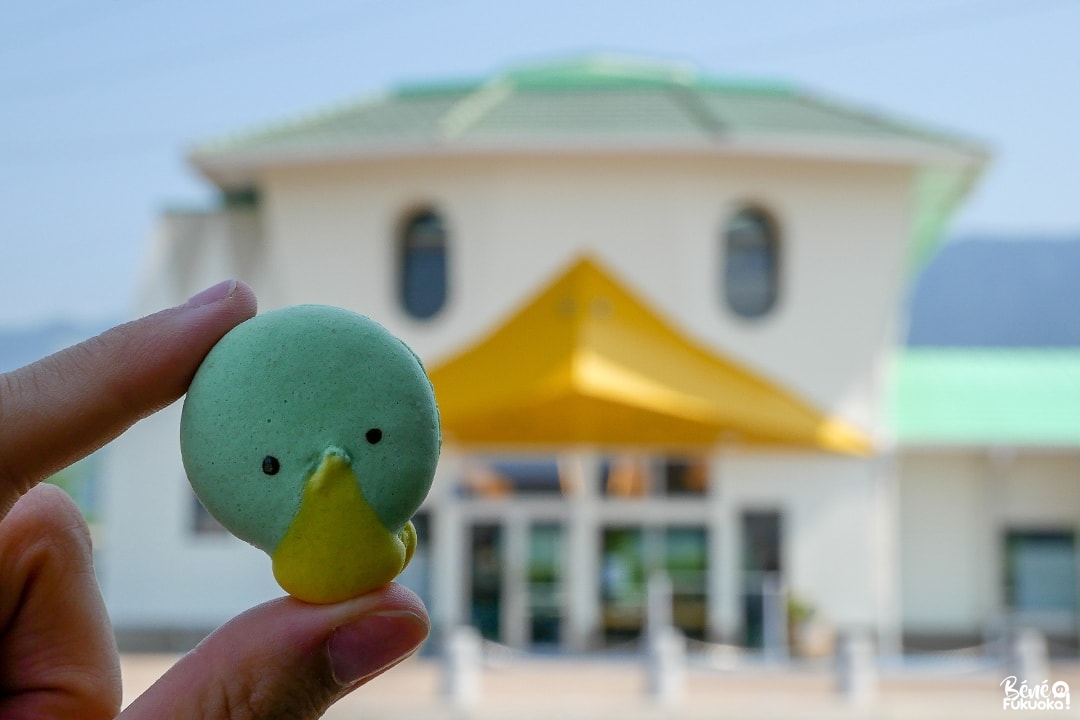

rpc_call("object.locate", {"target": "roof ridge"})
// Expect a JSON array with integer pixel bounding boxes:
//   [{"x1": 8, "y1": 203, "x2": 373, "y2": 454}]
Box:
[
  {"x1": 666, "y1": 83, "x2": 726, "y2": 137},
  {"x1": 497, "y1": 53, "x2": 795, "y2": 95},
  {"x1": 504, "y1": 53, "x2": 699, "y2": 86},
  {"x1": 438, "y1": 79, "x2": 514, "y2": 139}
]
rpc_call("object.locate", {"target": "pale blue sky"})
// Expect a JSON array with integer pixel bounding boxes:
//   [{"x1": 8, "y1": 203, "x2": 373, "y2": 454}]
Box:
[{"x1": 1, "y1": 0, "x2": 1077, "y2": 328}]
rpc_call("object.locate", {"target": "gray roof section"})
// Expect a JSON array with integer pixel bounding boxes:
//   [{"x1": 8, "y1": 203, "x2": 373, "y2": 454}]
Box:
[
  {"x1": 191, "y1": 56, "x2": 987, "y2": 170},
  {"x1": 906, "y1": 236, "x2": 1080, "y2": 347}
]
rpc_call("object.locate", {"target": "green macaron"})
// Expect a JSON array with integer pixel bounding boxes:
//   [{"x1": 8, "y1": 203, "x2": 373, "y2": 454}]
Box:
[{"x1": 180, "y1": 305, "x2": 441, "y2": 602}]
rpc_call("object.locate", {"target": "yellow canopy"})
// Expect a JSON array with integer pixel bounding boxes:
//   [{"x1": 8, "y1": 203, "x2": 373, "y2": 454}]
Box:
[{"x1": 428, "y1": 256, "x2": 872, "y2": 454}]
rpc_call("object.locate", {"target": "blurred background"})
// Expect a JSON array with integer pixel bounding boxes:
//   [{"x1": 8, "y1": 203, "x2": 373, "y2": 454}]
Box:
[{"x1": 2, "y1": 1, "x2": 1079, "y2": 718}]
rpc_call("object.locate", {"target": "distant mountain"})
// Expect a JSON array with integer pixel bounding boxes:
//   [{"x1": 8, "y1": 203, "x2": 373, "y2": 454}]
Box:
[
  {"x1": 0, "y1": 320, "x2": 114, "y2": 373},
  {"x1": 907, "y1": 235, "x2": 1080, "y2": 347}
]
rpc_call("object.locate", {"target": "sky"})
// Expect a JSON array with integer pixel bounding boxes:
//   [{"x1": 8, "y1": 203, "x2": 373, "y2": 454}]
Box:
[{"x1": 1, "y1": 0, "x2": 1078, "y2": 329}]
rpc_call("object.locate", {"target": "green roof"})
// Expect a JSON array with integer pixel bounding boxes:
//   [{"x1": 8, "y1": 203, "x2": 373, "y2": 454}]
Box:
[
  {"x1": 891, "y1": 350, "x2": 1080, "y2": 447},
  {"x1": 194, "y1": 55, "x2": 985, "y2": 161}
]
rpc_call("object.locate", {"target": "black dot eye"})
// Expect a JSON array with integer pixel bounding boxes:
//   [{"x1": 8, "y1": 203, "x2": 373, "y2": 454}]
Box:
[
  {"x1": 261, "y1": 456, "x2": 280, "y2": 475},
  {"x1": 365, "y1": 428, "x2": 383, "y2": 444}
]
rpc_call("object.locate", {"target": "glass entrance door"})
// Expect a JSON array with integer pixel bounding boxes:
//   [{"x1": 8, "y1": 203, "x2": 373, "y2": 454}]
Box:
[
  {"x1": 601, "y1": 527, "x2": 646, "y2": 643},
  {"x1": 601, "y1": 525, "x2": 709, "y2": 644},
  {"x1": 528, "y1": 523, "x2": 563, "y2": 646},
  {"x1": 740, "y1": 510, "x2": 783, "y2": 648},
  {"x1": 666, "y1": 527, "x2": 708, "y2": 640},
  {"x1": 469, "y1": 523, "x2": 502, "y2": 641}
]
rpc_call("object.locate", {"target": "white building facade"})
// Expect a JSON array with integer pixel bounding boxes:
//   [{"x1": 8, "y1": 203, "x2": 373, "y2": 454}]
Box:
[{"x1": 104, "y1": 57, "x2": 1072, "y2": 656}]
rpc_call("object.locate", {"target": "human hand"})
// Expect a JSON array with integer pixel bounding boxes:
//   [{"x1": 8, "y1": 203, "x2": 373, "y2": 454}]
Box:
[{"x1": 0, "y1": 280, "x2": 430, "y2": 719}]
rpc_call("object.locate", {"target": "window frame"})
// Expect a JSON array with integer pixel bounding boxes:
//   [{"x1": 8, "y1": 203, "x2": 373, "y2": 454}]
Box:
[{"x1": 720, "y1": 204, "x2": 782, "y2": 321}]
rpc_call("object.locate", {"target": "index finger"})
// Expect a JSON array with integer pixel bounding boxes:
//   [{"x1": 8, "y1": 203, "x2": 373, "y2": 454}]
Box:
[{"x1": 0, "y1": 280, "x2": 257, "y2": 517}]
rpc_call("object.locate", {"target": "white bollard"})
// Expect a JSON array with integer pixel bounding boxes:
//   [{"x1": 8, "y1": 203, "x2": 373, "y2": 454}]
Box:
[
  {"x1": 646, "y1": 625, "x2": 687, "y2": 707},
  {"x1": 443, "y1": 626, "x2": 483, "y2": 707},
  {"x1": 1009, "y1": 628, "x2": 1049, "y2": 684},
  {"x1": 646, "y1": 572, "x2": 674, "y2": 635},
  {"x1": 761, "y1": 573, "x2": 789, "y2": 662},
  {"x1": 836, "y1": 631, "x2": 876, "y2": 705}
]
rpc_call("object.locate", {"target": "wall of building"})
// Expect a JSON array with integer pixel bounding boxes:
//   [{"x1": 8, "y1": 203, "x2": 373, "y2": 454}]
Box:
[
  {"x1": 138, "y1": 207, "x2": 265, "y2": 310},
  {"x1": 257, "y1": 152, "x2": 913, "y2": 436},
  {"x1": 103, "y1": 149, "x2": 917, "y2": 642},
  {"x1": 898, "y1": 448, "x2": 1080, "y2": 645},
  {"x1": 101, "y1": 403, "x2": 282, "y2": 636},
  {"x1": 897, "y1": 451, "x2": 988, "y2": 641},
  {"x1": 712, "y1": 451, "x2": 892, "y2": 644}
]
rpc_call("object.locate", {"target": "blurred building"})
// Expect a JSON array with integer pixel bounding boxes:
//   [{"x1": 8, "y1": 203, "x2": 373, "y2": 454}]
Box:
[
  {"x1": 896, "y1": 237, "x2": 1080, "y2": 651},
  {"x1": 100, "y1": 56, "x2": 1075, "y2": 654}
]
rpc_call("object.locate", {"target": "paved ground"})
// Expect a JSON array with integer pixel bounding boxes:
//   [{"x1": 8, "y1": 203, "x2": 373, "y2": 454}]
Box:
[{"x1": 120, "y1": 654, "x2": 1080, "y2": 719}]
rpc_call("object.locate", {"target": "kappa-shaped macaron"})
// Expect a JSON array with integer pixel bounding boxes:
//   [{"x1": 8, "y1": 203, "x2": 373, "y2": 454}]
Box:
[{"x1": 180, "y1": 305, "x2": 441, "y2": 603}]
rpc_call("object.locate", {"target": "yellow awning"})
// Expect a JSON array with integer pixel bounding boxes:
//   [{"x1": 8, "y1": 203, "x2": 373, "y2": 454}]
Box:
[{"x1": 428, "y1": 256, "x2": 872, "y2": 454}]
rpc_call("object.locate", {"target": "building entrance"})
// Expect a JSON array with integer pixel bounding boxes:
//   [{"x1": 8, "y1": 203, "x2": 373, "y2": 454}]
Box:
[{"x1": 600, "y1": 525, "x2": 708, "y2": 644}]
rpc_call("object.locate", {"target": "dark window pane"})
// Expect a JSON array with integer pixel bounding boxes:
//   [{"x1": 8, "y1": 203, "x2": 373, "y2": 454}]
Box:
[
  {"x1": 529, "y1": 523, "x2": 563, "y2": 645},
  {"x1": 1005, "y1": 530, "x2": 1077, "y2": 612},
  {"x1": 462, "y1": 457, "x2": 563, "y2": 498},
  {"x1": 662, "y1": 458, "x2": 707, "y2": 496},
  {"x1": 723, "y1": 208, "x2": 779, "y2": 319},
  {"x1": 741, "y1": 510, "x2": 782, "y2": 573},
  {"x1": 399, "y1": 210, "x2": 448, "y2": 319}
]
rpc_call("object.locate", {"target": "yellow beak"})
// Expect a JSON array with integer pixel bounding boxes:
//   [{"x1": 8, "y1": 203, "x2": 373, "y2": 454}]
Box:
[{"x1": 272, "y1": 452, "x2": 416, "y2": 604}]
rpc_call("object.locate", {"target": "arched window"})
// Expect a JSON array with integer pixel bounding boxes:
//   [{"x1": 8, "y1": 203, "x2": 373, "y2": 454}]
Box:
[
  {"x1": 722, "y1": 206, "x2": 780, "y2": 319},
  {"x1": 398, "y1": 208, "x2": 448, "y2": 319}
]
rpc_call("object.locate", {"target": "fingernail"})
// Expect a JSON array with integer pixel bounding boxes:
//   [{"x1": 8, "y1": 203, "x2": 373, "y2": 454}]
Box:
[
  {"x1": 328, "y1": 611, "x2": 429, "y2": 686},
  {"x1": 185, "y1": 279, "x2": 238, "y2": 308}
]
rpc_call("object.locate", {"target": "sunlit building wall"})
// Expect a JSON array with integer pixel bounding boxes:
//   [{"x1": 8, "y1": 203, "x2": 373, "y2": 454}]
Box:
[{"x1": 101, "y1": 57, "x2": 1060, "y2": 655}]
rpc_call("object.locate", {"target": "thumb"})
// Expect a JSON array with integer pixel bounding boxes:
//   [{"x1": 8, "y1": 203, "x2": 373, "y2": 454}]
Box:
[{"x1": 121, "y1": 585, "x2": 428, "y2": 719}]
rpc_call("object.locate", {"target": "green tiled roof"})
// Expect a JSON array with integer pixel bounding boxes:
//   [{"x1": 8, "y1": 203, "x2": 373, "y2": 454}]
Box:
[
  {"x1": 193, "y1": 55, "x2": 985, "y2": 160},
  {"x1": 891, "y1": 350, "x2": 1080, "y2": 446}
]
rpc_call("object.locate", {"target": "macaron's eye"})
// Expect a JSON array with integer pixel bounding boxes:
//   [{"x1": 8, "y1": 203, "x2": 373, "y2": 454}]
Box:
[
  {"x1": 262, "y1": 455, "x2": 281, "y2": 475},
  {"x1": 365, "y1": 428, "x2": 383, "y2": 444}
]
